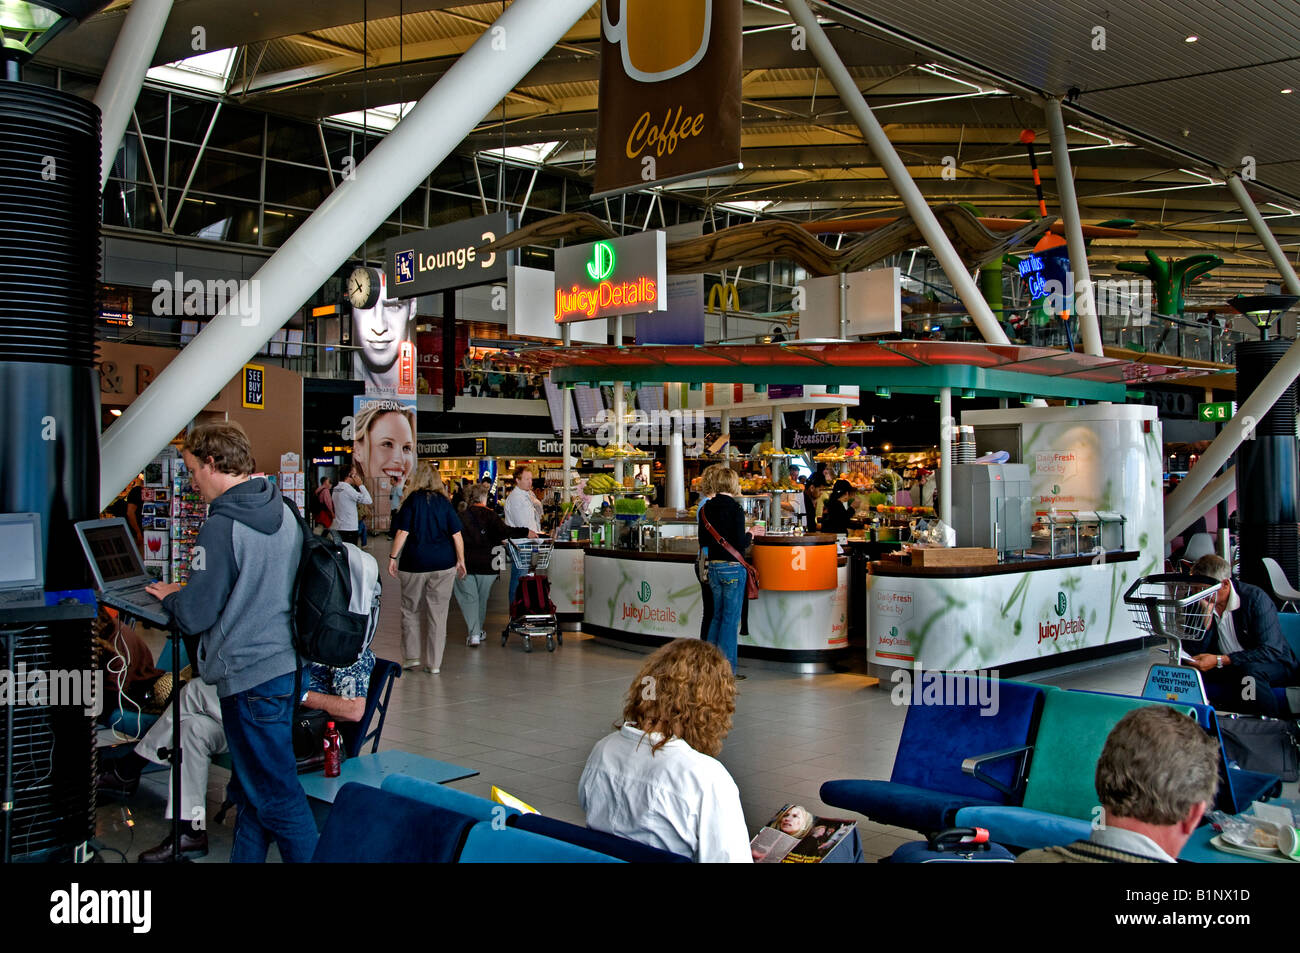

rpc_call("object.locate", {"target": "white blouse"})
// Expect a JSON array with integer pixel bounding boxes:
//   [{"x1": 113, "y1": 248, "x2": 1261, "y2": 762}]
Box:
[{"x1": 579, "y1": 724, "x2": 753, "y2": 863}]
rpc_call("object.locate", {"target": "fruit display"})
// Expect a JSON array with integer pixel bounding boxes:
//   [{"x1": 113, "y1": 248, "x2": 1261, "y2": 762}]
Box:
[
  {"x1": 734, "y1": 475, "x2": 804, "y2": 493},
  {"x1": 585, "y1": 473, "x2": 624, "y2": 494},
  {"x1": 581, "y1": 444, "x2": 650, "y2": 459},
  {"x1": 814, "y1": 415, "x2": 869, "y2": 433}
]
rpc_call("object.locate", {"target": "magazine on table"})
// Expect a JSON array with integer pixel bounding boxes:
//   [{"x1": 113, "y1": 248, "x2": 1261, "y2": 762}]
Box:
[{"x1": 750, "y1": 804, "x2": 856, "y2": 863}]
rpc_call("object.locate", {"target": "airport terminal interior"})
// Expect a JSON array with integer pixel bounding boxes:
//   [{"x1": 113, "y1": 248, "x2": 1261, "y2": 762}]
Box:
[{"x1": 3, "y1": 0, "x2": 1300, "y2": 868}]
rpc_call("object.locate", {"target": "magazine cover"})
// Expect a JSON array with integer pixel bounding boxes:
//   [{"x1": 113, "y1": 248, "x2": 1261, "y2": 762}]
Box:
[{"x1": 750, "y1": 804, "x2": 857, "y2": 863}]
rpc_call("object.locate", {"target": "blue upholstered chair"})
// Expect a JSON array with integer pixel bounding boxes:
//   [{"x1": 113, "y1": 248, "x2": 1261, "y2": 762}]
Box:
[
  {"x1": 507, "y1": 812, "x2": 692, "y2": 863},
  {"x1": 819, "y1": 678, "x2": 1046, "y2": 833},
  {"x1": 458, "y1": 822, "x2": 624, "y2": 863},
  {"x1": 381, "y1": 774, "x2": 518, "y2": 823},
  {"x1": 312, "y1": 782, "x2": 476, "y2": 862},
  {"x1": 338, "y1": 657, "x2": 401, "y2": 757}
]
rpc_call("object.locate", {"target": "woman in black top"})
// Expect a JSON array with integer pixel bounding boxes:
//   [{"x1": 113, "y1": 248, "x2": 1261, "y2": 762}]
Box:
[
  {"x1": 819, "y1": 479, "x2": 855, "y2": 534},
  {"x1": 454, "y1": 484, "x2": 533, "y2": 647},
  {"x1": 389, "y1": 463, "x2": 465, "y2": 674},
  {"x1": 699, "y1": 468, "x2": 752, "y2": 675}
]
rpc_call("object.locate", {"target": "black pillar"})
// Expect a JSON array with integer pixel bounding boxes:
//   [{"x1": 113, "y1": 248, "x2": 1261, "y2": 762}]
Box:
[
  {"x1": 442, "y1": 289, "x2": 456, "y2": 413},
  {"x1": 1234, "y1": 339, "x2": 1299, "y2": 590}
]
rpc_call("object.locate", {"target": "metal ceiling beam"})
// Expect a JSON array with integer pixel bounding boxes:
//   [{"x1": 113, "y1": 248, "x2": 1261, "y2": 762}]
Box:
[
  {"x1": 785, "y1": 0, "x2": 1009, "y2": 346},
  {"x1": 99, "y1": 0, "x2": 593, "y2": 506},
  {"x1": 1045, "y1": 98, "x2": 1103, "y2": 356},
  {"x1": 93, "y1": 0, "x2": 173, "y2": 192}
]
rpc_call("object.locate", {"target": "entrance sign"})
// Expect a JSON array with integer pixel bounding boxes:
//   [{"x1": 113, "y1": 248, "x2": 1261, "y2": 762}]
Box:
[
  {"x1": 554, "y1": 231, "x2": 667, "y2": 323},
  {"x1": 594, "y1": 0, "x2": 742, "y2": 197},
  {"x1": 385, "y1": 212, "x2": 514, "y2": 297}
]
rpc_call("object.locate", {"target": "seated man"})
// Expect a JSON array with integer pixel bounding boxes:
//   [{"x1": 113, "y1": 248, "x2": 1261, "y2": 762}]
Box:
[
  {"x1": 1019, "y1": 705, "x2": 1219, "y2": 863},
  {"x1": 1185, "y1": 554, "x2": 1300, "y2": 717},
  {"x1": 98, "y1": 649, "x2": 375, "y2": 861},
  {"x1": 578, "y1": 639, "x2": 751, "y2": 863}
]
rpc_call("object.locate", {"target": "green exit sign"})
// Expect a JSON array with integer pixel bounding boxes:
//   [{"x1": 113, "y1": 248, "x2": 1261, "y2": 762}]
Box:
[{"x1": 1198, "y1": 401, "x2": 1236, "y2": 422}]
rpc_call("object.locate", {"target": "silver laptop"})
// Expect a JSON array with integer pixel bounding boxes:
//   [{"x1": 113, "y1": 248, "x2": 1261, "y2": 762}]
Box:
[
  {"x1": 0, "y1": 512, "x2": 46, "y2": 609},
  {"x1": 74, "y1": 518, "x2": 171, "y2": 626}
]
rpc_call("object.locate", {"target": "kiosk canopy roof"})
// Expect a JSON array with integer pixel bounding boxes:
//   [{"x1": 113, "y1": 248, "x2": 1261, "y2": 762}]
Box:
[{"x1": 529, "y1": 340, "x2": 1213, "y2": 402}]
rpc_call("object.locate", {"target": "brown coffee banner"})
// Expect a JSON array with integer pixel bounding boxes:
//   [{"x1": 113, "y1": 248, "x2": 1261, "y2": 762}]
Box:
[{"x1": 594, "y1": 0, "x2": 742, "y2": 198}]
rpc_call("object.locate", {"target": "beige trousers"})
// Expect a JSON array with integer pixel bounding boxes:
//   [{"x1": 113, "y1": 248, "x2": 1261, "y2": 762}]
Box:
[{"x1": 399, "y1": 567, "x2": 458, "y2": 670}]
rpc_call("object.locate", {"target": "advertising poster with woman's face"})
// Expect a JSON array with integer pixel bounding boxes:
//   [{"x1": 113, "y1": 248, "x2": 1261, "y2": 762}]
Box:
[{"x1": 350, "y1": 395, "x2": 417, "y2": 493}]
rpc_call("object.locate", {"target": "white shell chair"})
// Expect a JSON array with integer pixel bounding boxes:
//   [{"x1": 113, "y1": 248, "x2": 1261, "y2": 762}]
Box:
[{"x1": 1262, "y1": 557, "x2": 1300, "y2": 613}]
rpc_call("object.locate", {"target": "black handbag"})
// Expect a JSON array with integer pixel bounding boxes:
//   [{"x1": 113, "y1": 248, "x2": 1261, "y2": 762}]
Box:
[
  {"x1": 292, "y1": 707, "x2": 345, "y2": 775},
  {"x1": 1218, "y1": 714, "x2": 1300, "y2": 782}
]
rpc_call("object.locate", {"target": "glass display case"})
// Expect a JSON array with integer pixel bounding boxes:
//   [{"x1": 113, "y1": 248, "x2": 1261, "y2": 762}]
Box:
[{"x1": 1030, "y1": 511, "x2": 1079, "y2": 558}]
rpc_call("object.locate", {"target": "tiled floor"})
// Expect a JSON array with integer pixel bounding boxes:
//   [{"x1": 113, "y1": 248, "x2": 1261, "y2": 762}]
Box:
[{"x1": 93, "y1": 540, "x2": 1280, "y2": 863}]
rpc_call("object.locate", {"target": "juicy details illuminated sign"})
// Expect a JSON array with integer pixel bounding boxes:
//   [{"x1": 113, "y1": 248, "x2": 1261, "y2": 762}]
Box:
[{"x1": 553, "y1": 230, "x2": 668, "y2": 323}]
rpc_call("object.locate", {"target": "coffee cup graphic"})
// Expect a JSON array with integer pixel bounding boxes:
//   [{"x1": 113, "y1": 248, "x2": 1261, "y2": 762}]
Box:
[{"x1": 602, "y1": 0, "x2": 712, "y2": 84}]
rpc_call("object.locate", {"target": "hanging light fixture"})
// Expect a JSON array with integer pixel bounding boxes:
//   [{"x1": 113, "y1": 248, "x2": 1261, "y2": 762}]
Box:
[
  {"x1": 1227, "y1": 294, "x2": 1300, "y2": 341},
  {"x1": 0, "y1": 1, "x2": 108, "y2": 77}
]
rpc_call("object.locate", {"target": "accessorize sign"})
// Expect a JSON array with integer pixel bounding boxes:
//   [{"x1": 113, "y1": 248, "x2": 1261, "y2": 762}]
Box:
[
  {"x1": 384, "y1": 212, "x2": 514, "y2": 297},
  {"x1": 593, "y1": 0, "x2": 742, "y2": 197},
  {"x1": 553, "y1": 231, "x2": 667, "y2": 323}
]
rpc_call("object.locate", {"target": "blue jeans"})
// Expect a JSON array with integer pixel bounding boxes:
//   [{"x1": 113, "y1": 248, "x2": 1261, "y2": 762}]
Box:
[
  {"x1": 220, "y1": 671, "x2": 319, "y2": 863},
  {"x1": 707, "y1": 562, "x2": 746, "y2": 672},
  {"x1": 508, "y1": 560, "x2": 522, "y2": 608}
]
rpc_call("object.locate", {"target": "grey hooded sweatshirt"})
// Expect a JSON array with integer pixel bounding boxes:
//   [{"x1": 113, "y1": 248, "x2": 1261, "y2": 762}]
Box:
[{"x1": 162, "y1": 477, "x2": 302, "y2": 698}]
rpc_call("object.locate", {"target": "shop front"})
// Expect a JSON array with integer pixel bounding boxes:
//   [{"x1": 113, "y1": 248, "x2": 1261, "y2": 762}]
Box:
[{"x1": 530, "y1": 340, "x2": 1207, "y2": 673}]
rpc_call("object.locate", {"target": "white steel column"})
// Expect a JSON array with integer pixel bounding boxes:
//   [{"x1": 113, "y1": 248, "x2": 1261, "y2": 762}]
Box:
[
  {"x1": 939, "y1": 387, "x2": 953, "y2": 527},
  {"x1": 667, "y1": 424, "x2": 685, "y2": 509},
  {"x1": 1044, "y1": 98, "x2": 1104, "y2": 357},
  {"x1": 100, "y1": 0, "x2": 593, "y2": 507},
  {"x1": 94, "y1": 0, "x2": 174, "y2": 192},
  {"x1": 784, "y1": 0, "x2": 1010, "y2": 347},
  {"x1": 1226, "y1": 174, "x2": 1300, "y2": 296},
  {"x1": 561, "y1": 325, "x2": 572, "y2": 505},
  {"x1": 1164, "y1": 347, "x2": 1300, "y2": 531},
  {"x1": 1165, "y1": 466, "x2": 1236, "y2": 545}
]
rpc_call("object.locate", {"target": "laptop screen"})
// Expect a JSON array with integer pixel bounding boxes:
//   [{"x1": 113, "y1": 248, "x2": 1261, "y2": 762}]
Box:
[
  {"x1": 0, "y1": 514, "x2": 41, "y2": 588},
  {"x1": 82, "y1": 523, "x2": 147, "y2": 584}
]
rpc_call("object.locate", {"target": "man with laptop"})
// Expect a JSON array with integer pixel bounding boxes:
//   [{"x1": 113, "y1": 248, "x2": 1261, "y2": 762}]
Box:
[{"x1": 126, "y1": 420, "x2": 318, "y2": 863}]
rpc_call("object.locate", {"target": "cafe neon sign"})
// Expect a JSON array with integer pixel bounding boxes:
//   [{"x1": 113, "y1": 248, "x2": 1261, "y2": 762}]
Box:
[{"x1": 555, "y1": 239, "x2": 659, "y2": 321}]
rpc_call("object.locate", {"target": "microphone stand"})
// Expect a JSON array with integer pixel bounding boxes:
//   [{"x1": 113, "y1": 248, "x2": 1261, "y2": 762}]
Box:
[{"x1": 136, "y1": 617, "x2": 188, "y2": 863}]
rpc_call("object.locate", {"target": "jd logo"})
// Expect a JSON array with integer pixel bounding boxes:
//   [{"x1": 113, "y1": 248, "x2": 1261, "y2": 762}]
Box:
[
  {"x1": 889, "y1": 626, "x2": 898, "y2": 639},
  {"x1": 1052, "y1": 484, "x2": 1061, "y2": 495},
  {"x1": 1056, "y1": 592, "x2": 1068, "y2": 618},
  {"x1": 586, "y1": 241, "x2": 616, "y2": 282},
  {"x1": 638, "y1": 581, "x2": 651, "y2": 603}
]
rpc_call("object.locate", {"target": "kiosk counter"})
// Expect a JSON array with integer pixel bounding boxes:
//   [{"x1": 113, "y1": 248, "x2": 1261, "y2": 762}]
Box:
[{"x1": 581, "y1": 533, "x2": 849, "y2": 669}]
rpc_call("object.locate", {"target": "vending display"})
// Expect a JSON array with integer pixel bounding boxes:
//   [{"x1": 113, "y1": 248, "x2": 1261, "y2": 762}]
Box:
[
  {"x1": 170, "y1": 455, "x2": 208, "y2": 585},
  {"x1": 140, "y1": 452, "x2": 172, "y2": 581}
]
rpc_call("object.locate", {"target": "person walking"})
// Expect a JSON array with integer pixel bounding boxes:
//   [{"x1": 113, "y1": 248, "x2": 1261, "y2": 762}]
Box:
[
  {"x1": 389, "y1": 462, "x2": 466, "y2": 674},
  {"x1": 504, "y1": 465, "x2": 543, "y2": 606},
  {"x1": 455, "y1": 484, "x2": 534, "y2": 647},
  {"x1": 388, "y1": 479, "x2": 402, "y2": 539},
  {"x1": 694, "y1": 466, "x2": 721, "y2": 640},
  {"x1": 144, "y1": 421, "x2": 316, "y2": 863},
  {"x1": 331, "y1": 464, "x2": 371, "y2": 544},
  {"x1": 698, "y1": 468, "x2": 751, "y2": 677},
  {"x1": 313, "y1": 476, "x2": 335, "y2": 531}
]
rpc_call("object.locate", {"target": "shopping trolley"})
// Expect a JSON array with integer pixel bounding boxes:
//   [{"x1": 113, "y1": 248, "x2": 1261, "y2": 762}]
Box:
[
  {"x1": 1123, "y1": 572, "x2": 1220, "y2": 663},
  {"x1": 502, "y1": 537, "x2": 560, "y2": 653}
]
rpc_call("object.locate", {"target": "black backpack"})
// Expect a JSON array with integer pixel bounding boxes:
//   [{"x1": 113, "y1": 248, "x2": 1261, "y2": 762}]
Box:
[{"x1": 281, "y1": 498, "x2": 378, "y2": 667}]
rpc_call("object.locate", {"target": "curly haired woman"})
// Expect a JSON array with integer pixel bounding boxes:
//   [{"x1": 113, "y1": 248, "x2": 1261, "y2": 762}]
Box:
[{"x1": 578, "y1": 639, "x2": 751, "y2": 862}]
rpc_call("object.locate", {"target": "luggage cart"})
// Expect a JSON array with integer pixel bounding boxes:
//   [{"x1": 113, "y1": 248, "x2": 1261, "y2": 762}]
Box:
[
  {"x1": 502, "y1": 537, "x2": 560, "y2": 653},
  {"x1": 1123, "y1": 573, "x2": 1221, "y2": 704}
]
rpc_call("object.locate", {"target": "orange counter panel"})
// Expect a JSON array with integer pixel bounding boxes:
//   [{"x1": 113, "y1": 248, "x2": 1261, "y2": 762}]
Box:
[{"x1": 751, "y1": 540, "x2": 838, "y2": 591}]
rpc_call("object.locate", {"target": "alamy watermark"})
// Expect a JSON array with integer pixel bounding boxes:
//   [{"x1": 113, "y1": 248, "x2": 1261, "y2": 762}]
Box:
[
  {"x1": 152, "y1": 272, "x2": 261, "y2": 326},
  {"x1": 595, "y1": 408, "x2": 705, "y2": 447},
  {"x1": 0, "y1": 664, "x2": 102, "y2": 717},
  {"x1": 890, "y1": 664, "x2": 1001, "y2": 717}
]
